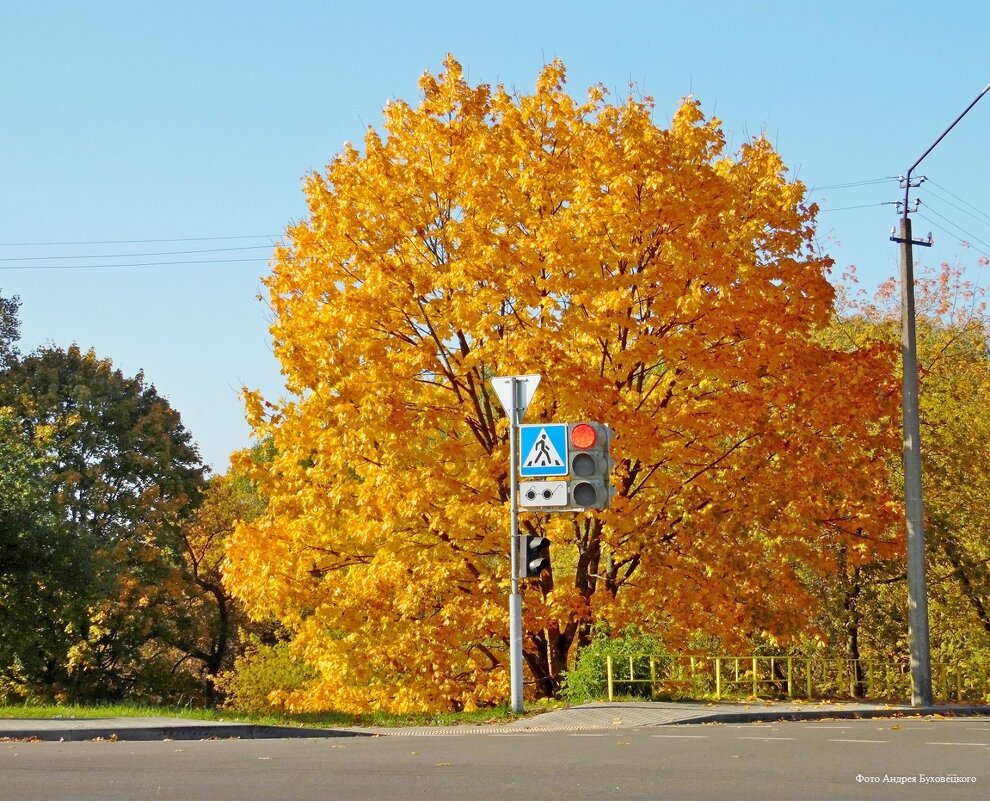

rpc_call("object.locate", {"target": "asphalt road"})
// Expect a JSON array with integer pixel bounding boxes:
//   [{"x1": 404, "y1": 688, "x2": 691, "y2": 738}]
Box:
[{"x1": 3, "y1": 717, "x2": 989, "y2": 801}]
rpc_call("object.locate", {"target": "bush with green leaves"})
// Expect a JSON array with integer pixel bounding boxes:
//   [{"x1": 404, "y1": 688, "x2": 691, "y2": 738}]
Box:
[
  {"x1": 561, "y1": 625, "x2": 670, "y2": 702},
  {"x1": 216, "y1": 639, "x2": 316, "y2": 712}
]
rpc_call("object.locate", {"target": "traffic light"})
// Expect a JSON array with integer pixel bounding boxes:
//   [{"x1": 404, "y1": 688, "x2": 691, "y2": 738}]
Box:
[
  {"x1": 566, "y1": 422, "x2": 614, "y2": 509},
  {"x1": 521, "y1": 534, "x2": 550, "y2": 579}
]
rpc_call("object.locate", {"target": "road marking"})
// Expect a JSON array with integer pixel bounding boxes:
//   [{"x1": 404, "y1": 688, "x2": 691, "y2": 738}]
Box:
[
  {"x1": 569, "y1": 733, "x2": 608, "y2": 737},
  {"x1": 927, "y1": 741, "x2": 990, "y2": 747},
  {"x1": 739, "y1": 736, "x2": 795, "y2": 741},
  {"x1": 827, "y1": 739, "x2": 889, "y2": 744},
  {"x1": 651, "y1": 734, "x2": 708, "y2": 739},
  {"x1": 803, "y1": 726, "x2": 852, "y2": 729},
  {"x1": 726, "y1": 724, "x2": 777, "y2": 728}
]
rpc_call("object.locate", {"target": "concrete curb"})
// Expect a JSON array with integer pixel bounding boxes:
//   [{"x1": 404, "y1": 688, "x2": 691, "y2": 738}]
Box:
[
  {"x1": 3, "y1": 704, "x2": 989, "y2": 741},
  {"x1": 0, "y1": 720, "x2": 372, "y2": 742},
  {"x1": 662, "y1": 705, "x2": 990, "y2": 727}
]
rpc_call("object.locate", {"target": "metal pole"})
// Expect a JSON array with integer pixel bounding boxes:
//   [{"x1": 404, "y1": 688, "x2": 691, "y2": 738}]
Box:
[
  {"x1": 899, "y1": 216, "x2": 933, "y2": 707},
  {"x1": 896, "y1": 82, "x2": 989, "y2": 708},
  {"x1": 508, "y1": 377, "x2": 524, "y2": 713}
]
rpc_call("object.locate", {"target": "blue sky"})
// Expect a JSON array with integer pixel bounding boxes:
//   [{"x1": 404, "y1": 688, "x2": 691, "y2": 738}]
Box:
[{"x1": 2, "y1": 1, "x2": 989, "y2": 472}]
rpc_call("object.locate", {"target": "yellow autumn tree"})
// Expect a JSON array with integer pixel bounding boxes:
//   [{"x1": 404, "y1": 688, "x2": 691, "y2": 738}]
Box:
[{"x1": 224, "y1": 57, "x2": 900, "y2": 712}]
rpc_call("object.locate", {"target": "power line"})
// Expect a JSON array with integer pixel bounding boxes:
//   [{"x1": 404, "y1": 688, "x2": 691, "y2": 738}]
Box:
[
  {"x1": 818, "y1": 202, "x2": 890, "y2": 213},
  {"x1": 915, "y1": 211, "x2": 990, "y2": 260},
  {"x1": 923, "y1": 186, "x2": 990, "y2": 228},
  {"x1": 0, "y1": 234, "x2": 281, "y2": 247},
  {"x1": 0, "y1": 257, "x2": 271, "y2": 271},
  {"x1": 0, "y1": 245, "x2": 276, "y2": 263},
  {"x1": 925, "y1": 179, "x2": 990, "y2": 225},
  {"x1": 918, "y1": 204, "x2": 990, "y2": 252},
  {"x1": 809, "y1": 177, "x2": 897, "y2": 191}
]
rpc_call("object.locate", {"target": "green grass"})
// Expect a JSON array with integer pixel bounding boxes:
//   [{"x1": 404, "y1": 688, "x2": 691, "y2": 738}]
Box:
[{"x1": 0, "y1": 699, "x2": 566, "y2": 729}]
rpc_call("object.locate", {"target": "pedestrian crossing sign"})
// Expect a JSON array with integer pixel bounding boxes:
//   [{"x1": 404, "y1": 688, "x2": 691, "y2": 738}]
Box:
[{"x1": 519, "y1": 424, "x2": 568, "y2": 477}]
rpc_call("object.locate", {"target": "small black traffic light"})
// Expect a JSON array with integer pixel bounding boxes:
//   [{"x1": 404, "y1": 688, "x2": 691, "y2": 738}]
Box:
[
  {"x1": 521, "y1": 534, "x2": 550, "y2": 579},
  {"x1": 566, "y1": 422, "x2": 614, "y2": 509}
]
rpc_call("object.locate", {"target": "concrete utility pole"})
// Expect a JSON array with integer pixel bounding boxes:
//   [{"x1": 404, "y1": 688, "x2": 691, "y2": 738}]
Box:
[
  {"x1": 892, "y1": 81, "x2": 989, "y2": 708},
  {"x1": 893, "y1": 212, "x2": 932, "y2": 708}
]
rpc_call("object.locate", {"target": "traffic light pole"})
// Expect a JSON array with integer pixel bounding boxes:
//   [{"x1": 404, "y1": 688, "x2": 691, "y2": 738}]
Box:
[
  {"x1": 507, "y1": 377, "x2": 524, "y2": 713},
  {"x1": 489, "y1": 374, "x2": 542, "y2": 714}
]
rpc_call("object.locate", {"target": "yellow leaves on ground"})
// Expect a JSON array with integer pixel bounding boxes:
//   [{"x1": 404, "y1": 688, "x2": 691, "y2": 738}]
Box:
[{"x1": 225, "y1": 57, "x2": 900, "y2": 712}]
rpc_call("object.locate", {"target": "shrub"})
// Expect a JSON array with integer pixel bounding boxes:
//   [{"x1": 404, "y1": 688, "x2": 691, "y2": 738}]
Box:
[
  {"x1": 561, "y1": 625, "x2": 670, "y2": 702},
  {"x1": 216, "y1": 639, "x2": 316, "y2": 712}
]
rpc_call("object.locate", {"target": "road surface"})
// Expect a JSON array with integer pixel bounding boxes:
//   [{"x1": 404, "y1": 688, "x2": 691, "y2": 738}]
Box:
[{"x1": 3, "y1": 717, "x2": 988, "y2": 800}]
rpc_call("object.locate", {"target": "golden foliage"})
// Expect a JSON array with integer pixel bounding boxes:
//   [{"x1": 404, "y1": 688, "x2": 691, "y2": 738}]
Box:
[{"x1": 225, "y1": 57, "x2": 899, "y2": 711}]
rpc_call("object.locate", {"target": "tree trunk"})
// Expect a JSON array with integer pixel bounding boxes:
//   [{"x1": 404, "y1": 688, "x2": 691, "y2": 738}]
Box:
[
  {"x1": 941, "y1": 535, "x2": 990, "y2": 636},
  {"x1": 843, "y1": 565, "x2": 866, "y2": 698}
]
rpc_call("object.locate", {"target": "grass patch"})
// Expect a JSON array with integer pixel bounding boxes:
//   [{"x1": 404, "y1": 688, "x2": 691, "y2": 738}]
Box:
[{"x1": 0, "y1": 699, "x2": 566, "y2": 729}]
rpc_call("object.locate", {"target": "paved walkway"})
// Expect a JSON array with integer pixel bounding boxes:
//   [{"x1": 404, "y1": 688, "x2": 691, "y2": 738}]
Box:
[
  {"x1": 3, "y1": 701, "x2": 989, "y2": 741},
  {"x1": 0, "y1": 716, "x2": 367, "y2": 742}
]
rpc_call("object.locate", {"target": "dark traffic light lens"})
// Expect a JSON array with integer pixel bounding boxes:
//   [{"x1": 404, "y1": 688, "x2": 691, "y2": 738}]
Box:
[
  {"x1": 571, "y1": 481, "x2": 597, "y2": 506},
  {"x1": 572, "y1": 452, "x2": 595, "y2": 477}
]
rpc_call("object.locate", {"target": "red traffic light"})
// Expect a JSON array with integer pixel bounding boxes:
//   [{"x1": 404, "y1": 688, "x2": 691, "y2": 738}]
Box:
[{"x1": 570, "y1": 423, "x2": 597, "y2": 450}]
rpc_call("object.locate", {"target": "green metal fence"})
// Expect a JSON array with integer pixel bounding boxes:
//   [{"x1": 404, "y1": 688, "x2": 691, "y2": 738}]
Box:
[{"x1": 605, "y1": 654, "x2": 990, "y2": 703}]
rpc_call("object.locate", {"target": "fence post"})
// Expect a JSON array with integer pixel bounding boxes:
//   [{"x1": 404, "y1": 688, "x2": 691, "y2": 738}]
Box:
[
  {"x1": 806, "y1": 658, "x2": 812, "y2": 698},
  {"x1": 650, "y1": 657, "x2": 657, "y2": 700},
  {"x1": 606, "y1": 655, "x2": 614, "y2": 702},
  {"x1": 752, "y1": 657, "x2": 758, "y2": 697},
  {"x1": 715, "y1": 657, "x2": 722, "y2": 699},
  {"x1": 787, "y1": 656, "x2": 794, "y2": 698}
]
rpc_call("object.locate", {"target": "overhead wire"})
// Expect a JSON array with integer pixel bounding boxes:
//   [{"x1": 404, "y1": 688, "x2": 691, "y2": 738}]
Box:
[
  {"x1": 0, "y1": 257, "x2": 271, "y2": 271},
  {"x1": 0, "y1": 234, "x2": 281, "y2": 247},
  {"x1": 0, "y1": 245, "x2": 276, "y2": 263},
  {"x1": 916, "y1": 201, "x2": 990, "y2": 251},
  {"x1": 922, "y1": 186, "x2": 990, "y2": 229},
  {"x1": 807, "y1": 176, "x2": 897, "y2": 215},
  {"x1": 817, "y1": 202, "x2": 890, "y2": 213},
  {"x1": 925, "y1": 179, "x2": 990, "y2": 226},
  {"x1": 808, "y1": 177, "x2": 898, "y2": 191},
  {"x1": 915, "y1": 209, "x2": 990, "y2": 261}
]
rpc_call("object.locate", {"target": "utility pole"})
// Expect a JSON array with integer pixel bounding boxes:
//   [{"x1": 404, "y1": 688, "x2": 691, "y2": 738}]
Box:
[
  {"x1": 890, "y1": 81, "x2": 989, "y2": 708},
  {"x1": 891, "y1": 212, "x2": 933, "y2": 707}
]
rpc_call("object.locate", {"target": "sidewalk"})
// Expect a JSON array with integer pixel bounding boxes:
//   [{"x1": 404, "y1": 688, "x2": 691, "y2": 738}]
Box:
[
  {"x1": 3, "y1": 701, "x2": 989, "y2": 741},
  {"x1": 0, "y1": 716, "x2": 369, "y2": 742},
  {"x1": 504, "y1": 700, "x2": 990, "y2": 730}
]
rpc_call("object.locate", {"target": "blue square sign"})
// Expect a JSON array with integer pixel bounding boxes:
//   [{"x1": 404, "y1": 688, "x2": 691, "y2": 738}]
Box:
[{"x1": 519, "y1": 423, "x2": 568, "y2": 477}]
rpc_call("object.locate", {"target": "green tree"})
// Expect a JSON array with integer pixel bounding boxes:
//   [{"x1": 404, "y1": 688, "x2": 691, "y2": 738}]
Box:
[
  {"x1": 0, "y1": 407, "x2": 84, "y2": 695},
  {"x1": 0, "y1": 292, "x2": 19, "y2": 368},
  {"x1": 0, "y1": 344, "x2": 207, "y2": 700}
]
